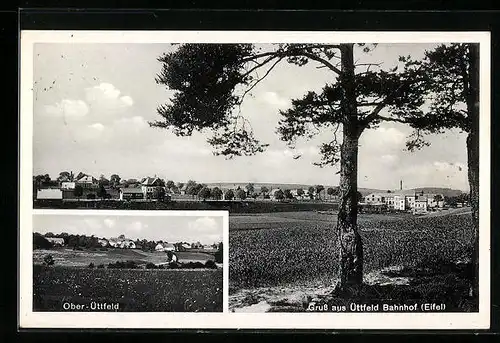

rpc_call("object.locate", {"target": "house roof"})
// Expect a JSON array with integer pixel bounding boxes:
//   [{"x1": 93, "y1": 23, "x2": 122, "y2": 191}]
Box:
[
  {"x1": 46, "y1": 237, "x2": 64, "y2": 243},
  {"x1": 121, "y1": 188, "x2": 143, "y2": 194},
  {"x1": 142, "y1": 177, "x2": 162, "y2": 186},
  {"x1": 76, "y1": 173, "x2": 96, "y2": 182}
]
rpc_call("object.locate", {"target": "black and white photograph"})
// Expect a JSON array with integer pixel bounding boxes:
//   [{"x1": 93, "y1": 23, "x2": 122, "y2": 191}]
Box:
[
  {"x1": 32, "y1": 211, "x2": 225, "y2": 312},
  {"x1": 20, "y1": 31, "x2": 490, "y2": 329}
]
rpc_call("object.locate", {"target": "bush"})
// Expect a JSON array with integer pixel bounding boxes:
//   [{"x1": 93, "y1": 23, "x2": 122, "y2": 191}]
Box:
[
  {"x1": 97, "y1": 264, "x2": 105, "y2": 269},
  {"x1": 88, "y1": 262, "x2": 95, "y2": 268},
  {"x1": 182, "y1": 262, "x2": 205, "y2": 269},
  {"x1": 146, "y1": 262, "x2": 157, "y2": 269},
  {"x1": 43, "y1": 254, "x2": 54, "y2": 266},
  {"x1": 108, "y1": 260, "x2": 139, "y2": 269},
  {"x1": 205, "y1": 260, "x2": 217, "y2": 269},
  {"x1": 33, "y1": 234, "x2": 53, "y2": 250},
  {"x1": 168, "y1": 262, "x2": 180, "y2": 269}
]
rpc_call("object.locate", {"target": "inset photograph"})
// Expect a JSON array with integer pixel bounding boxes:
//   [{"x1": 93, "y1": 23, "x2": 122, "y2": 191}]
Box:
[{"x1": 32, "y1": 211, "x2": 225, "y2": 312}]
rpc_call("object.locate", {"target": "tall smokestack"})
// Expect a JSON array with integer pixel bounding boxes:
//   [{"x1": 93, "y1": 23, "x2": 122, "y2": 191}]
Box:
[{"x1": 400, "y1": 180, "x2": 403, "y2": 190}]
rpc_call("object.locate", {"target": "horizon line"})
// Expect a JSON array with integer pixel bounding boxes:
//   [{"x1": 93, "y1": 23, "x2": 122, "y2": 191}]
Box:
[{"x1": 34, "y1": 174, "x2": 469, "y2": 192}]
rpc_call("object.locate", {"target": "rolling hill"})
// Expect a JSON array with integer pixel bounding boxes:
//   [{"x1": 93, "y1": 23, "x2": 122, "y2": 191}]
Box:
[{"x1": 202, "y1": 182, "x2": 465, "y2": 197}]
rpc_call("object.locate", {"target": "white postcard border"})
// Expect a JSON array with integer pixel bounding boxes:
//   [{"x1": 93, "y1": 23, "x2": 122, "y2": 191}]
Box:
[{"x1": 19, "y1": 30, "x2": 491, "y2": 330}]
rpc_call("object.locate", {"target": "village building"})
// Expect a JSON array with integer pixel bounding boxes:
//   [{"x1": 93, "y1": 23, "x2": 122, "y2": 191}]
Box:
[
  {"x1": 98, "y1": 238, "x2": 108, "y2": 247},
  {"x1": 75, "y1": 173, "x2": 98, "y2": 189},
  {"x1": 191, "y1": 241, "x2": 204, "y2": 249},
  {"x1": 107, "y1": 237, "x2": 136, "y2": 249},
  {"x1": 46, "y1": 237, "x2": 65, "y2": 246},
  {"x1": 141, "y1": 177, "x2": 165, "y2": 198},
  {"x1": 61, "y1": 182, "x2": 76, "y2": 190},
  {"x1": 119, "y1": 187, "x2": 144, "y2": 201},
  {"x1": 119, "y1": 240, "x2": 136, "y2": 249},
  {"x1": 366, "y1": 188, "x2": 445, "y2": 213},
  {"x1": 155, "y1": 242, "x2": 176, "y2": 252},
  {"x1": 174, "y1": 242, "x2": 192, "y2": 251},
  {"x1": 393, "y1": 194, "x2": 406, "y2": 211},
  {"x1": 414, "y1": 195, "x2": 428, "y2": 213},
  {"x1": 36, "y1": 188, "x2": 63, "y2": 200}
]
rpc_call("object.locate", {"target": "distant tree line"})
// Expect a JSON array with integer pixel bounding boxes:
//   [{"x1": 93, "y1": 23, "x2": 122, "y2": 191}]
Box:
[{"x1": 33, "y1": 232, "x2": 224, "y2": 260}]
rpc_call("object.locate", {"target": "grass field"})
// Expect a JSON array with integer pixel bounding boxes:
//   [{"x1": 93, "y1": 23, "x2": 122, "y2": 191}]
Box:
[
  {"x1": 33, "y1": 265, "x2": 223, "y2": 312},
  {"x1": 33, "y1": 198, "x2": 339, "y2": 213},
  {"x1": 33, "y1": 248, "x2": 214, "y2": 267},
  {"x1": 229, "y1": 208, "x2": 477, "y2": 311}
]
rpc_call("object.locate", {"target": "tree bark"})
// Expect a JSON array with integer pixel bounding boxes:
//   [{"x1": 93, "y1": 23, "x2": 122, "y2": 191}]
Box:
[
  {"x1": 336, "y1": 44, "x2": 363, "y2": 288},
  {"x1": 466, "y1": 43, "x2": 480, "y2": 298}
]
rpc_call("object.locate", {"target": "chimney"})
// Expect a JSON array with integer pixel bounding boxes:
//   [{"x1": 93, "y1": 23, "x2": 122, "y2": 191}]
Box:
[{"x1": 400, "y1": 180, "x2": 403, "y2": 190}]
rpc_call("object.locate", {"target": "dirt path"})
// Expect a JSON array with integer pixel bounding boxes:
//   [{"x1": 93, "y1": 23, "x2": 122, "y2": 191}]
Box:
[{"x1": 229, "y1": 267, "x2": 412, "y2": 313}]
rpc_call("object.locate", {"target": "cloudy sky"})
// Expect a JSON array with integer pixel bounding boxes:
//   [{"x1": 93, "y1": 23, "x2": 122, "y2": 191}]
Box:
[
  {"x1": 32, "y1": 43, "x2": 469, "y2": 191},
  {"x1": 33, "y1": 214, "x2": 223, "y2": 244}
]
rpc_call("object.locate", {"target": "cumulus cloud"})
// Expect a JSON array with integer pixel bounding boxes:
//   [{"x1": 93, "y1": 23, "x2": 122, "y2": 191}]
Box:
[
  {"x1": 188, "y1": 217, "x2": 218, "y2": 232},
  {"x1": 120, "y1": 95, "x2": 134, "y2": 106},
  {"x1": 260, "y1": 91, "x2": 291, "y2": 109},
  {"x1": 89, "y1": 123, "x2": 105, "y2": 131},
  {"x1": 44, "y1": 99, "x2": 89, "y2": 118},
  {"x1": 380, "y1": 127, "x2": 406, "y2": 144},
  {"x1": 85, "y1": 82, "x2": 134, "y2": 109},
  {"x1": 104, "y1": 218, "x2": 115, "y2": 228}
]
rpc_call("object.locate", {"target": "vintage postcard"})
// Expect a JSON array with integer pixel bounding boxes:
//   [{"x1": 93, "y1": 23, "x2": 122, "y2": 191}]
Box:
[
  {"x1": 31, "y1": 211, "x2": 226, "y2": 313},
  {"x1": 20, "y1": 30, "x2": 490, "y2": 329}
]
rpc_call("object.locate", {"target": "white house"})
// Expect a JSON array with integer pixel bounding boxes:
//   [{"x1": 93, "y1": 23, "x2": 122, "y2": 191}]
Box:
[
  {"x1": 75, "y1": 173, "x2": 98, "y2": 188},
  {"x1": 365, "y1": 193, "x2": 394, "y2": 206},
  {"x1": 141, "y1": 177, "x2": 165, "y2": 198},
  {"x1": 119, "y1": 187, "x2": 144, "y2": 201},
  {"x1": 405, "y1": 195, "x2": 416, "y2": 209},
  {"x1": 393, "y1": 194, "x2": 406, "y2": 211},
  {"x1": 426, "y1": 194, "x2": 445, "y2": 208},
  {"x1": 61, "y1": 182, "x2": 76, "y2": 190},
  {"x1": 46, "y1": 237, "x2": 65, "y2": 246},
  {"x1": 120, "y1": 240, "x2": 136, "y2": 249},
  {"x1": 98, "y1": 238, "x2": 108, "y2": 247},
  {"x1": 37, "y1": 189, "x2": 63, "y2": 200},
  {"x1": 414, "y1": 195, "x2": 428, "y2": 213},
  {"x1": 155, "y1": 242, "x2": 175, "y2": 252}
]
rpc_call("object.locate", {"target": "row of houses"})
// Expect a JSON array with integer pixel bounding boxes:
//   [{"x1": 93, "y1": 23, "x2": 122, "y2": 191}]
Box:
[
  {"x1": 46, "y1": 235, "x2": 215, "y2": 252},
  {"x1": 37, "y1": 174, "x2": 172, "y2": 201},
  {"x1": 362, "y1": 190, "x2": 445, "y2": 213}
]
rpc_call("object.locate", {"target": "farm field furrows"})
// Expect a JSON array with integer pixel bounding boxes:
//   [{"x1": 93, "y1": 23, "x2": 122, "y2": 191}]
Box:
[
  {"x1": 33, "y1": 266, "x2": 223, "y2": 312},
  {"x1": 229, "y1": 211, "x2": 414, "y2": 231},
  {"x1": 229, "y1": 211, "x2": 473, "y2": 292}
]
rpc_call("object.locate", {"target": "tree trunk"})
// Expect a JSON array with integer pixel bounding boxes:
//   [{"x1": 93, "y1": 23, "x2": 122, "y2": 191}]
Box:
[
  {"x1": 466, "y1": 43, "x2": 480, "y2": 298},
  {"x1": 336, "y1": 44, "x2": 363, "y2": 288}
]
